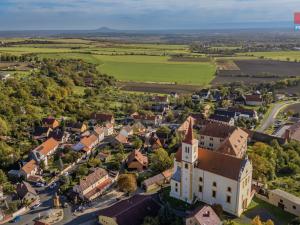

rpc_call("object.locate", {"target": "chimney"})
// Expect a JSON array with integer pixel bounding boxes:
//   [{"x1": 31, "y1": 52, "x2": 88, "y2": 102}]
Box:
[{"x1": 285, "y1": 129, "x2": 291, "y2": 142}]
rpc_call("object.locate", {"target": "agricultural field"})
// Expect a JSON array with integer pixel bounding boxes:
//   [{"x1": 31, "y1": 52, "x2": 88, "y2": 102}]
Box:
[
  {"x1": 0, "y1": 39, "x2": 216, "y2": 86},
  {"x1": 238, "y1": 51, "x2": 300, "y2": 61}
]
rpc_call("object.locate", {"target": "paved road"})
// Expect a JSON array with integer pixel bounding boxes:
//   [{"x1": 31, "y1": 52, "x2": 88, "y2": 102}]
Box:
[{"x1": 257, "y1": 101, "x2": 299, "y2": 133}]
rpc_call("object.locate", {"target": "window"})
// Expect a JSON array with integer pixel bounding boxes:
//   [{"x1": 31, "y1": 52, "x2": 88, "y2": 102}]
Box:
[
  {"x1": 227, "y1": 195, "x2": 231, "y2": 203},
  {"x1": 212, "y1": 190, "x2": 216, "y2": 198},
  {"x1": 200, "y1": 142, "x2": 204, "y2": 145},
  {"x1": 280, "y1": 199, "x2": 283, "y2": 203},
  {"x1": 200, "y1": 136, "x2": 204, "y2": 139},
  {"x1": 209, "y1": 143, "x2": 213, "y2": 147},
  {"x1": 199, "y1": 185, "x2": 202, "y2": 192},
  {"x1": 185, "y1": 163, "x2": 188, "y2": 169},
  {"x1": 210, "y1": 137, "x2": 213, "y2": 141},
  {"x1": 175, "y1": 188, "x2": 178, "y2": 192},
  {"x1": 175, "y1": 183, "x2": 178, "y2": 187},
  {"x1": 199, "y1": 177, "x2": 203, "y2": 182},
  {"x1": 293, "y1": 206, "x2": 296, "y2": 210},
  {"x1": 213, "y1": 182, "x2": 217, "y2": 187},
  {"x1": 227, "y1": 187, "x2": 231, "y2": 192}
]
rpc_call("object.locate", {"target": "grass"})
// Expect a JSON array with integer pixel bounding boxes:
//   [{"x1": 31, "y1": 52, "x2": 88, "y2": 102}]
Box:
[{"x1": 237, "y1": 51, "x2": 300, "y2": 61}]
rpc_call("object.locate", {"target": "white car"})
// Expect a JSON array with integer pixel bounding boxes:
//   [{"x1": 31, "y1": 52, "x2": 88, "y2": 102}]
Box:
[{"x1": 35, "y1": 182, "x2": 44, "y2": 187}]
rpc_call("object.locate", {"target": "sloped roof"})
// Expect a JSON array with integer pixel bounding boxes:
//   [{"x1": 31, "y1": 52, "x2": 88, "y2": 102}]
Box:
[
  {"x1": 245, "y1": 94, "x2": 262, "y2": 102},
  {"x1": 189, "y1": 205, "x2": 221, "y2": 225},
  {"x1": 42, "y1": 117, "x2": 58, "y2": 126},
  {"x1": 199, "y1": 122, "x2": 236, "y2": 139},
  {"x1": 91, "y1": 113, "x2": 114, "y2": 122},
  {"x1": 115, "y1": 133, "x2": 128, "y2": 144},
  {"x1": 80, "y1": 134, "x2": 98, "y2": 150},
  {"x1": 21, "y1": 159, "x2": 38, "y2": 174},
  {"x1": 287, "y1": 121, "x2": 300, "y2": 142},
  {"x1": 183, "y1": 118, "x2": 195, "y2": 144},
  {"x1": 33, "y1": 138, "x2": 59, "y2": 156},
  {"x1": 16, "y1": 181, "x2": 37, "y2": 198},
  {"x1": 127, "y1": 149, "x2": 148, "y2": 166},
  {"x1": 175, "y1": 148, "x2": 246, "y2": 181},
  {"x1": 78, "y1": 168, "x2": 108, "y2": 192}
]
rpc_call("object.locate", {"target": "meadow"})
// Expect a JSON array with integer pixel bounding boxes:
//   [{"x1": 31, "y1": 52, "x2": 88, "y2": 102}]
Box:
[{"x1": 237, "y1": 51, "x2": 300, "y2": 61}]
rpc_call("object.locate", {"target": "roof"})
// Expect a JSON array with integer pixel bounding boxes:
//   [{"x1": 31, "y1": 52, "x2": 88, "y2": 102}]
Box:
[
  {"x1": 171, "y1": 167, "x2": 181, "y2": 182},
  {"x1": 115, "y1": 133, "x2": 128, "y2": 144},
  {"x1": 188, "y1": 205, "x2": 221, "y2": 225},
  {"x1": 16, "y1": 181, "x2": 37, "y2": 198},
  {"x1": 91, "y1": 113, "x2": 114, "y2": 122},
  {"x1": 175, "y1": 148, "x2": 247, "y2": 180},
  {"x1": 228, "y1": 107, "x2": 256, "y2": 117},
  {"x1": 209, "y1": 114, "x2": 233, "y2": 123},
  {"x1": 127, "y1": 150, "x2": 148, "y2": 166},
  {"x1": 33, "y1": 138, "x2": 59, "y2": 156},
  {"x1": 122, "y1": 125, "x2": 133, "y2": 133},
  {"x1": 142, "y1": 173, "x2": 165, "y2": 187},
  {"x1": 33, "y1": 126, "x2": 52, "y2": 137},
  {"x1": 98, "y1": 194, "x2": 161, "y2": 225},
  {"x1": 94, "y1": 126, "x2": 104, "y2": 136},
  {"x1": 21, "y1": 159, "x2": 38, "y2": 174},
  {"x1": 287, "y1": 121, "x2": 300, "y2": 142},
  {"x1": 34, "y1": 221, "x2": 50, "y2": 225},
  {"x1": 245, "y1": 94, "x2": 262, "y2": 102},
  {"x1": 80, "y1": 134, "x2": 98, "y2": 150},
  {"x1": 217, "y1": 127, "x2": 248, "y2": 158},
  {"x1": 42, "y1": 117, "x2": 58, "y2": 126},
  {"x1": 270, "y1": 189, "x2": 300, "y2": 204},
  {"x1": 200, "y1": 123, "x2": 236, "y2": 139},
  {"x1": 83, "y1": 178, "x2": 111, "y2": 200},
  {"x1": 183, "y1": 118, "x2": 195, "y2": 144},
  {"x1": 153, "y1": 95, "x2": 168, "y2": 102},
  {"x1": 78, "y1": 168, "x2": 108, "y2": 192},
  {"x1": 214, "y1": 109, "x2": 236, "y2": 118}
]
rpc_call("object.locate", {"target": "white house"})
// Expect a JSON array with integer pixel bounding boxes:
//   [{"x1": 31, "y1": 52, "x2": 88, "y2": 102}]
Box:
[
  {"x1": 120, "y1": 125, "x2": 133, "y2": 138},
  {"x1": 31, "y1": 138, "x2": 59, "y2": 166},
  {"x1": 170, "y1": 119, "x2": 253, "y2": 217}
]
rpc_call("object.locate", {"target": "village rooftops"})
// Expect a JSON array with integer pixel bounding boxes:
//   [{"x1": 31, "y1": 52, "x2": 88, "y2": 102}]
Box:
[
  {"x1": 175, "y1": 147, "x2": 247, "y2": 181},
  {"x1": 33, "y1": 138, "x2": 59, "y2": 156},
  {"x1": 209, "y1": 114, "x2": 233, "y2": 123},
  {"x1": 270, "y1": 189, "x2": 300, "y2": 203},
  {"x1": 245, "y1": 94, "x2": 263, "y2": 102},
  {"x1": 199, "y1": 122, "x2": 237, "y2": 139},
  {"x1": 16, "y1": 181, "x2": 37, "y2": 199},
  {"x1": 127, "y1": 149, "x2": 148, "y2": 167},
  {"x1": 91, "y1": 112, "x2": 114, "y2": 123},
  {"x1": 187, "y1": 205, "x2": 222, "y2": 225}
]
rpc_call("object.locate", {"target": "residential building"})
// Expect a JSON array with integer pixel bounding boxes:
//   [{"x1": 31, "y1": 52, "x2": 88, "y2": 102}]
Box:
[
  {"x1": 20, "y1": 159, "x2": 38, "y2": 179},
  {"x1": 152, "y1": 95, "x2": 169, "y2": 105},
  {"x1": 126, "y1": 149, "x2": 148, "y2": 172},
  {"x1": 170, "y1": 119, "x2": 253, "y2": 216},
  {"x1": 283, "y1": 121, "x2": 300, "y2": 142},
  {"x1": 185, "y1": 205, "x2": 222, "y2": 225},
  {"x1": 72, "y1": 133, "x2": 101, "y2": 154},
  {"x1": 267, "y1": 189, "x2": 300, "y2": 216},
  {"x1": 228, "y1": 107, "x2": 258, "y2": 120},
  {"x1": 31, "y1": 138, "x2": 59, "y2": 166},
  {"x1": 42, "y1": 117, "x2": 59, "y2": 129},
  {"x1": 199, "y1": 122, "x2": 248, "y2": 158},
  {"x1": 120, "y1": 125, "x2": 133, "y2": 138},
  {"x1": 104, "y1": 122, "x2": 114, "y2": 136},
  {"x1": 142, "y1": 169, "x2": 172, "y2": 192},
  {"x1": 67, "y1": 122, "x2": 88, "y2": 133},
  {"x1": 16, "y1": 181, "x2": 39, "y2": 204},
  {"x1": 245, "y1": 94, "x2": 263, "y2": 106},
  {"x1": 111, "y1": 133, "x2": 128, "y2": 147},
  {"x1": 131, "y1": 113, "x2": 162, "y2": 127},
  {"x1": 33, "y1": 127, "x2": 52, "y2": 140},
  {"x1": 73, "y1": 168, "x2": 112, "y2": 201},
  {"x1": 91, "y1": 113, "x2": 115, "y2": 124},
  {"x1": 98, "y1": 194, "x2": 161, "y2": 225},
  {"x1": 209, "y1": 114, "x2": 235, "y2": 126}
]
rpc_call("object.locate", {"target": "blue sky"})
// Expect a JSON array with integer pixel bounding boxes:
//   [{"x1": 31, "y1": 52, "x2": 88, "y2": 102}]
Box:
[{"x1": 0, "y1": 0, "x2": 299, "y2": 30}]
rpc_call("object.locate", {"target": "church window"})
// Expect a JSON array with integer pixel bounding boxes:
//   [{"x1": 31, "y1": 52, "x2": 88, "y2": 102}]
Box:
[
  {"x1": 227, "y1": 195, "x2": 231, "y2": 203},
  {"x1": 175, "y1": 183, "x2": 178, "y2": 187},
  {"x1": 212, "y1": 190, "x2": 216, "y2": 198},
  {"x1": 210, "y1": 137, "x2": 213, "y2": 141},
  {"x1": 199, "y1": 185, "x2": 202, "y2": 192},
  {"x1": 185, "y1": 163, "x2": 188, "y2": 169},
  {"x1": 227, "y1": 187, "x2": 231, "y2": 192},
  {"x1": 209, "y1": 143, "x2": 213, "y2": 147},
  {"x1": 199, "y1": 177, "x2": 203, "y2": 182},
  {"x1": 213, "y1": 182, "x2": 217, "y2": 187},
  {"x1": 200, "y1": 136, "x2": 204, "y2": 139},
  {"x1": 175, "y1": 188, "x2": 178, "y2": 192}
]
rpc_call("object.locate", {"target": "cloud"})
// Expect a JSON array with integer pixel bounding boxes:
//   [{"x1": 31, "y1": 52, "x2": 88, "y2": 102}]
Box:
[{"x1": 0, "y1": 0, "x2": 298, "y2": 30}]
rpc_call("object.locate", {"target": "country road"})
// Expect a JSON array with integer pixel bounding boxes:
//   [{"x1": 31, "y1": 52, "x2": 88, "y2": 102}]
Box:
[{"x1": 257, "y1": 101, "x2": 300, "y2": 132}]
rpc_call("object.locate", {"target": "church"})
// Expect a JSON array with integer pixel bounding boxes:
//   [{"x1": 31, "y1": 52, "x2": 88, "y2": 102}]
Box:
[{"x1": 170, "y1": 119, "x2": 253, "y2": 216}]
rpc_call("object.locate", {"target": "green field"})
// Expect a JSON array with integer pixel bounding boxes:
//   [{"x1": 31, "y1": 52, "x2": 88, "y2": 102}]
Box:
[
  {"x1": 237, "y1": 51, "x2": 300, "y2": 61},
  {"x1": 0, "y1": 39, "x2": 216, "y2": 85}
]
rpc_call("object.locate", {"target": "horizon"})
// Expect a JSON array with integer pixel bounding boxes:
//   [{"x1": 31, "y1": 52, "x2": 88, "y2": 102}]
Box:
[{"x1": 0, "y1": 0, "x2": 299, "y2": 31}]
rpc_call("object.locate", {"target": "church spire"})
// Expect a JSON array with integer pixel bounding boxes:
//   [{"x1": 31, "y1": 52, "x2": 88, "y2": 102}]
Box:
[{"x1": 183, "y1": 118, "x2": 194, "y2": 144}]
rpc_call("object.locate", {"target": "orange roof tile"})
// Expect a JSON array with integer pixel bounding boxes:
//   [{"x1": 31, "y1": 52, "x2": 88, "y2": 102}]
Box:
[
  {"x1": 21, "y1": 159, "x2": 38, "y2": 174},
  {"x1": 33, "y1": 138, "x2": 59, "y2": 156}
]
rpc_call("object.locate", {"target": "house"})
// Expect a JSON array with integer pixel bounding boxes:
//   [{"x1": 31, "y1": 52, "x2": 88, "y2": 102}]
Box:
[
  {"x1": 42, "y1": 117, "x2": 59, "y2": 129},
  {"x1": 98, "y1": 194, "x2": 161, "y2": 225},
  {"x1": 152, "y1": 95, "x2": 169, "y2": 105},
  {"x1": 49, "y1": 129, "x2": 69, "y2": 143},
  {"x1": 209, "y1": 114, "x2": 235, "y2": 126},
  {"x1": 104, "y1": 123, "x2": 114, "y2": 136},
  {"x1": 20, "y1": 159, "x2": 39, "y2": 179},
  {"x1": 120, "y1": 125, "x2": 133, "y2": 138},
  {"x1": 111, "y1": 133, "x2": 128, "y2": 147},
  {"x1": 144, "y1": 133, "x2": 162, "y2": 151},
  {"x1": 90, "y1": 113, "x2": 115, "y2": 124},
  {"x1": 228, "y1": 107, "x2": 258, "y2": 120},
  {"x1": 197, "y1": 89, "x2": 211, "y2": 100},
  {"x1": 186, "y1": 205, "x2": 221, "y2": 225},
  {"x1": 142, "y1": 169, "x2": 172, "y2": 192},
  {"x1": 31, "y1": 138, "x2": 59, "y2": 166},
  {"x1": 199, "y1": 122, "x2": 248, "y2": 158},
  {"x1": 283, "y1": 121, "x2": 300, "y2": 142},
  {"x1": 16, "y1": 181, "x2": 39, "y2": 203},
  {"x1": 266, "y1": 189, "x2": 300, "y2": 216},
  {"x1": 132, "y1": 122, "x2": 146, "y2": 134},
  {"x1": 245, "y1": 94, "x2": 263, "y2": 106},
  {"x1": 33, "y1": 127, "x2": 52, "y2": 140},
  {"x1": 126, "y1": 149, "x2": 148, "y2": 172},
  {"x1": 67, "y1": 122, "x2": 88, "y2": 133},
  {"x1": 73, "y1": 168, "x2": 112, "y2": 201},
  {"x1": 170, "y1": 119, "x2": 253, "y2": 216},
  {"x1": 234, "y1": 95, "x2": 246, "y2": 105},
  {"x1": 131, "y1": 113, "x2": 162, "y2": 127},
  {"x1": 93, "y1": 125, "x2": 105, "y2": 142},
  {"x1": 72, "y1": 134, "x2": 100, "y2": 154}
]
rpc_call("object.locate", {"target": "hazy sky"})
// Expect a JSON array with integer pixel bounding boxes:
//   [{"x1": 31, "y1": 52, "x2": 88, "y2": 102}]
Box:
[{"x1": 0, "y1": 0, "x2": 299, "y2": 30}]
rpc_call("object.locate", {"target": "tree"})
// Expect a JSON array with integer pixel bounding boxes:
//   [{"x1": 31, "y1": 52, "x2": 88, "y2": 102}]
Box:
[
  {"x1": 117, "y1": 174, "x2": 137, "y2": 193},
  {"x1": 132, "y1": 137, "x2": 143, "y2": 150},
  {"x1": 0, "y1": 117, "x2": 9, "y2": 136},
  {"x1": 77, "y1": 165, "x2": 88, "y2": 177},
  {"x1": 265, "y1": 220, "x2": 275, "y2": 225},
  {"x1": 166, "y1": 111, "x2": 174, "y2": 122},
  {"x1": 0, "y1": 169, "x2": 8, "y2": 185},
  {"x1": 150, "y1": 148, "x2": 173, "y2": 173},
  {"x1": 88, "y1": 158, "x2": 101, "y2": 168},
  {"x1": 0, "y1": 141, "x2": 17, "y2": 168},
  {"x1": 252, "y1": 216, "x2": 263, "y2": 225},
  {"x1": 57, "y1": 158, "x2": 64, "y2": 171}
]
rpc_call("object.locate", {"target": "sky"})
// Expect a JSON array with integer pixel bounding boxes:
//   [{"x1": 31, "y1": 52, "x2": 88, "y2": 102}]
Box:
[{"x1": 0, "y1": 0, "x2": 299, "y2": 30}]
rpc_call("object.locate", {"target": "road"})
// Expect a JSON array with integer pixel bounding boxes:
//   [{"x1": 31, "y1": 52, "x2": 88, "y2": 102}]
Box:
[{"x1": 257, "y1": 101, "x2": 300, "y2": 132}]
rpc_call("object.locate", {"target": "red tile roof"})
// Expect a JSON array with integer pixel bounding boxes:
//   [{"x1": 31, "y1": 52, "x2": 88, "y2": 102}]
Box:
[
  {"x1": 33, "y1": 138, "x2": 59, "y2": 156},
  {"x1": 78, "y1": 168, "x2": 108, "y2": 192},
  {"x1": 127, "y1": 150, "x2": 148, "y2": 167},
  {"x1": 189, "y1": 205, "x2": 221, "y2": 225},
  {"x1": 183, "y1": 118, "x2": 195, "y2": 144},
  {"x1": 21, "y1": 159, "x2": 38, "y2": 174}
]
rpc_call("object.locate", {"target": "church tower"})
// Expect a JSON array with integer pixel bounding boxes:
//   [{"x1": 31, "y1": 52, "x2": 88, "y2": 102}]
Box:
[{"x1": 181, "y1": 118, "x2": 198, "y2": 203}]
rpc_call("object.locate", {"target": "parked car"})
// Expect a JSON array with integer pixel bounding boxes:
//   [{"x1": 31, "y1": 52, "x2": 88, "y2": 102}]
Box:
[
  {"x1": 35, "y1": 182, "x2": 45, "y2": 187},
  {"x1": 32, "y1": 203, "x2": 41, "y2": 209}
]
